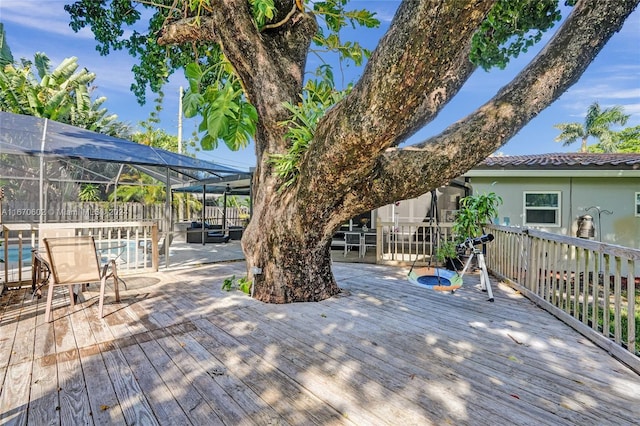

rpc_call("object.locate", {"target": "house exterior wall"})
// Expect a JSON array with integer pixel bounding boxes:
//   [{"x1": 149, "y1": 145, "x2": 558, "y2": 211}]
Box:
[
  {"x1": 377, "y1": 185, "x2": 467, "y2": 224},
  {"x1": 467, "y1": 176, "x2": 640, "y2": 249}
]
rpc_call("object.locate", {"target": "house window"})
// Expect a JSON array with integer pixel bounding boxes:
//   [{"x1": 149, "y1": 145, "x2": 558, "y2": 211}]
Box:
[
  {"x1": 636, "y1": 192, "x2": 640, "y2": 217},
  {"x1": 523, "y1": 192, "x2": 561, "y2": 226}
]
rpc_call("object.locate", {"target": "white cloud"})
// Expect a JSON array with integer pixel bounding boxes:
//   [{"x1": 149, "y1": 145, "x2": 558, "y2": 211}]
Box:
[
  {"x1": 371, "y1": 5, "x2": 397, "y2": 23},
  {"x1": 1, "y1": 1, "x2": 96, "y2": 40},
  {"x1": 568, "y1": 85, "x2": 640, "y2": 100}
]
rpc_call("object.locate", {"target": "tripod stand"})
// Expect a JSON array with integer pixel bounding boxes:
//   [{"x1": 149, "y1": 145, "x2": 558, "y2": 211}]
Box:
[{"x1": 459, "y1": 246, "x2": 494, "y2": 302}]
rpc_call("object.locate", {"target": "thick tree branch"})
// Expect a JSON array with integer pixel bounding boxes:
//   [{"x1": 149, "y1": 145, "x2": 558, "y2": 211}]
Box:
[
  {"x1": 375, "y1": 0, "x2": 640, "y2": 207},
  {"x1": 157, "y1": 0, "x2": 317, "y2": 239},
  {"x1": 299, "y1": 0, "x2": 495, "y2": 220},
  {"x1": 158, "y1": 0, "x2": 316, "y2": 155}
]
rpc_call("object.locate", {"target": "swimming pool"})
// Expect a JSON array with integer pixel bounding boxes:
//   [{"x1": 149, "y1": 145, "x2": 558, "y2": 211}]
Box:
[{"x1": 1, "y1": 239, "x2": 154, "y2": 271}]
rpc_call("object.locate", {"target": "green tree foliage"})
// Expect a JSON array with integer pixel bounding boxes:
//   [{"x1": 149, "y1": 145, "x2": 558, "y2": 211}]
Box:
[
  {"x1": 0, "y1": 48, "x2": 132, "y2": 205},
  {"x1": 0, "y1": 52, "x2": 130, "y2": 137},
  {"x1": 132, "y1": 121, "x2": 181, "y2": 151},
  {"x1": 613, "y1": 126, "x2": 640, "y2": 153},
  {"x1": 554, "y1": 102, "x2": 630, "y2": 152},
  {"x1": 63, "y1": 0, "x2": 581, "y2": 154},
  {"x1": 65, "y1": 0, "x2": 379, "y2": 151},
  {"x1": 587, "y1": 125, "x2": 640, "y2": 153},
  {"x1": 269, "y1": 65, "x2": 349, "y2": 189},
  {"x1": 114, "y1": 107, "x2": 201, "y2": 208},
  {"x1": 78, "y1": 183, "x2": 101, "y2": 202},
  {"x1": 452, "y1": 192, "x2": 503, "y2": 240},
  {"x1": 183, "y1": 60, "x2": 258, "y2": 151},
  {"x1": 470, "y1": 0, "x2": 563, "y2": 70}
]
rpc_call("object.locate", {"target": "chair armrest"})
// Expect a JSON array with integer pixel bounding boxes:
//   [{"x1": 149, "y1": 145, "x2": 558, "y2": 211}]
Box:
[
  {"x1": 32, "y1": 249, "x2": 52, "y2": 282},
  {"x1": 31, "y1": 249, "x2": 52, "y2": 298}
]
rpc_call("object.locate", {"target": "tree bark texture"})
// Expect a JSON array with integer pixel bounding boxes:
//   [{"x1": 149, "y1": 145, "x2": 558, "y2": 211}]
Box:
[{"x1": 158, "y1": 0, "x2": 639, "y2": 303}]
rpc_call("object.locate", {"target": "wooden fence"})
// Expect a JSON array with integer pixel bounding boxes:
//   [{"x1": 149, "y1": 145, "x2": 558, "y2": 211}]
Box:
[
  {"x1": 2, "y1": 201, "x2": 245, "y2": 232},
  {"x1": 485, "y1": 224, "x2": 639, "y2": 373}
]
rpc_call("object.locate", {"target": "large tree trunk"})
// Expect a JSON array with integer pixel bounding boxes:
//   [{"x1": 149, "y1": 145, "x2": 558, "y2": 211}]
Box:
[
  {"x1": 158, "y1": 0, "x2": 639, "y2": 303},
  {"x1": 240, "y1": 160, "x2": 346, "y2": 303},
  {"x1": 242, "y1": 219, "x2": 339, "y2": 303}
]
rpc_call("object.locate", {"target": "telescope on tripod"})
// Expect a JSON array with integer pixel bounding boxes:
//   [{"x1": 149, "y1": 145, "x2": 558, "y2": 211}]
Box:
[
  {"x1": 457, "y1": 233, "x2": 495, "y2": 302},
  {"x1": 456, "y1": 233, "x2": 494, "y2": 251}
]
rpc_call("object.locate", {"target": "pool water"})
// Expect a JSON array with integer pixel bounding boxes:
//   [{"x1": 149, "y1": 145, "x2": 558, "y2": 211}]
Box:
[
  {"x1": 1, "y1": 240, "x2": 149, "y2": 267},
  {"x1": 1, "y1": 246, "x2": 34, "y2": 265}
]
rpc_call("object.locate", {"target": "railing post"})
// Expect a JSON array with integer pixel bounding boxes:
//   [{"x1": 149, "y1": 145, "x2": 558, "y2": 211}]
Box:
[
  {"x1": 151, "y1": 222, "x2": 159, "y2": 272},
  {"x1": 376, "y1": 218, "x2": 381, "y2": 264},
  {"x1": 627, "y1": 259, "x2": 636, "y2": 356}
]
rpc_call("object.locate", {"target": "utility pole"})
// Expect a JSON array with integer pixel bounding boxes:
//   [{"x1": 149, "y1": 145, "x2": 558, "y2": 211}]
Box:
[{"x1": 177, "y1": 86, "x2": 183, "y2": 154}]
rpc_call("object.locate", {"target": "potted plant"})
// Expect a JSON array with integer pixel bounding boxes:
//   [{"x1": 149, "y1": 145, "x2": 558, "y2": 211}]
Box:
[
  {"x1": 452, "y1": 192, "x2": 503, "y2": 240},
  {"x1": 451, "y1": 192, "x2": 502, "y2": 268},
  {"x1": 435, "y1": 240, "x2": 463, "y2": 271}
]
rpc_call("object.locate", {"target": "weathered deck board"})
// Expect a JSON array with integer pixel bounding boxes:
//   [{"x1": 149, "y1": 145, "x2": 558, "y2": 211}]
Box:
[
  {"x1": 1, "y1": 261, "x2": 639, "y2": 425},
  {"x1": 348, "y1": 267, "x2": 640, "y2": 409},
  {"x1": 134, "y1": 331, "x2": 226, "y2": 424},
  {"x1": 116, "y1": 338, "x2": 193, "y2": 425},
  {"x1": 219, "y1": 304, "x2": 532, "y2": 426},
  {"x1": 215, "y1": 294, "x2": 565, "y2": 426},
  {"x1": 173, "y1": 326, "x2": 287, "y2": 425},
  {"x1": 82, "y1": 294, "x2": 157, "y2": 425},
  {"x1": 28, "y1": 290, "x2": 60, "y2": 426},
  {"x1": 0, "y1": 361, "x2": 31, "y2": 425},
  {"x1": 28, "y1": 354, "x2": 59, "y2": 425},
  {"x1": 190, "y1": 317, "x2": 348, "y2": 425},
  {"x1": 1, "y1": 290, "x2": 35, "y2": 425},
  {"x1": 356, "y1": 269, "x2": 640, "y2": 399},
  {"x1": 102, "y1": 341, "x2": 159, "y2": 425}
]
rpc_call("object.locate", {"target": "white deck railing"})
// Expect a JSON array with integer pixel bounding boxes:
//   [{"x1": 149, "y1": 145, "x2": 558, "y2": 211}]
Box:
[
  {"x1": 2, "y1": 221, "x2": 159, "y2": 287},
  {"x1": 371, "y1": 220, "x2": 639, "y2": 373},
  {"x1": 485, "y1": 224, "x2": 639, "y2": 373},
  {"x1": 375, "y1": 220, "x2": 455, "y2": 265}
]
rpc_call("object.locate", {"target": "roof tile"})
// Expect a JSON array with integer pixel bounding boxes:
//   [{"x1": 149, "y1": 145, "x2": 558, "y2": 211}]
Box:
[{"x1": 478, "y1": 153, "x2": 640, "y2": 169}]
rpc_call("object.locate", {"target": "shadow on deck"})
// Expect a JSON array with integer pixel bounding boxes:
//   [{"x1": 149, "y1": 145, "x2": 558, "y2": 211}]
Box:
[{"x1": 2, "y1": 257, "x2": 639, "y2": 424}]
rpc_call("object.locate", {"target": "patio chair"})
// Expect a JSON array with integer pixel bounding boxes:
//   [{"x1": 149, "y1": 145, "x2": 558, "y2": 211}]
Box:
[
  {"x1": 344, "y1": 232, "x2": 361, "y2": 257},
  {"x1": 42, "y1": 236, "x2": 120, "y2": 322},
  {"x1": 31, "y1": 227, "x2": 76, "y2": 299},
  {"x1": 362, "y1": 232, "x2": 377, "y2": 256}
]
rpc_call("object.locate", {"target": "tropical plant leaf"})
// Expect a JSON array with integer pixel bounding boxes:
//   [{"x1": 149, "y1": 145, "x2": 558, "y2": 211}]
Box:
[
  {"x1": 183, "y1": 92, "x2": 204, "y2": 118},
  {"x1": 223, "y1": 101, "x2": 258, "y2": 150},
  {"x1": 0, "y1": 23, "x2": 14, "y2": 67},
  {"x1": 203, "y1": 83, "x2": 240, "y2": 142},
  {"x1": 470, "y1": 0, "x2": 563, "y2": 70}
]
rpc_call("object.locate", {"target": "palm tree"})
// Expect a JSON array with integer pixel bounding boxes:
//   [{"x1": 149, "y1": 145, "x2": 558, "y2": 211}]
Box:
[
  {"x1": 554, "y1": 102, "x2": 629, "y2": 152},
  {"x1": 78, "y1": 184, "x2": 101, "y2": 202}
]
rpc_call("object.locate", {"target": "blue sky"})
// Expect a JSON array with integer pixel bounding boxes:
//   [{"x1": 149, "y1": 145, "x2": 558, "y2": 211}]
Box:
[{"x1": 1, "y1": 1, "x2": 639, "y2": 172}]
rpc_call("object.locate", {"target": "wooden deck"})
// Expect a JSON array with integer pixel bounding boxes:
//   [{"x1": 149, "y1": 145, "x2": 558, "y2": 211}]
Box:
[{"x1": 1, "y1": 261, "x2": 639, "y2": 425}]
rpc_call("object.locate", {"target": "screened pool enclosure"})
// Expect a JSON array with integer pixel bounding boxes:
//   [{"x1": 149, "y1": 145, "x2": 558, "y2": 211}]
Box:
[{"x1": 0, "y1": 111, "x2": 250, "y2": 225}]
